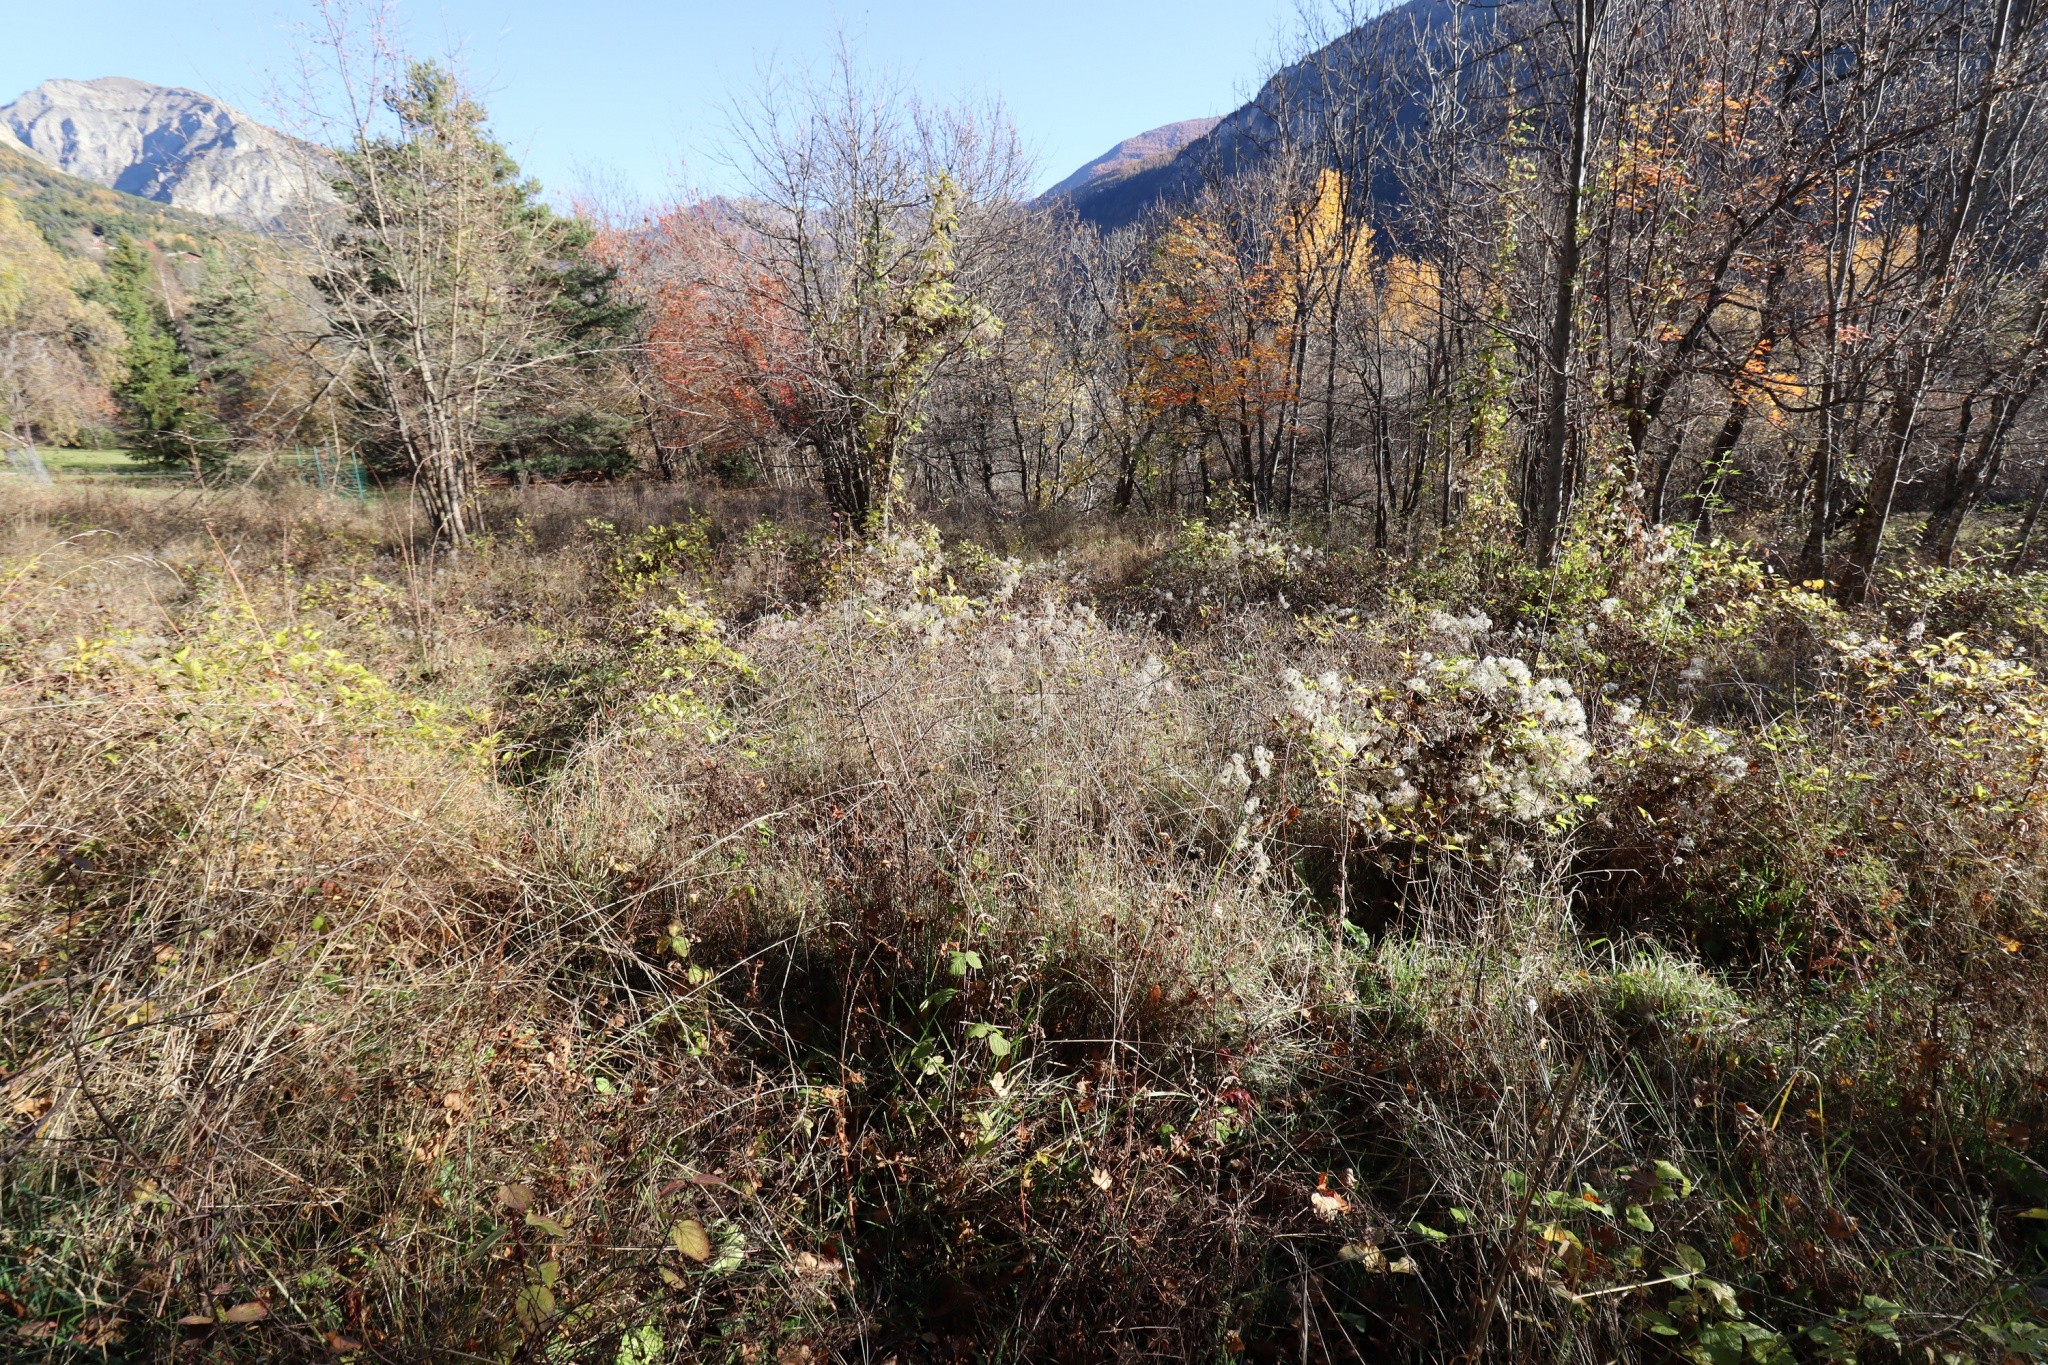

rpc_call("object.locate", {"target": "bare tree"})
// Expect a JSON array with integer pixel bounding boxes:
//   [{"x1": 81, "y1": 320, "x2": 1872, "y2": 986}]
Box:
[{"x1": 722, "y1": 51, "x2": 1026, "y2": 532}]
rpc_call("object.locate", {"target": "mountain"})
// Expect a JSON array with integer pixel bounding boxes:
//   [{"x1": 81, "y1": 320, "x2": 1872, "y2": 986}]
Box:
[
  {"x1": 0, "y1": 137, "x2": 251, "y2": 259},
  {"x1": 0, "y1": 77, "x2": 334, "y2": 231},
  {"x1": 1043, "y1": 119, "x2": 1222, "y2": 202},
  {"x1": 1055, "y1": 0, "x2": 1458, "y2": 231}
]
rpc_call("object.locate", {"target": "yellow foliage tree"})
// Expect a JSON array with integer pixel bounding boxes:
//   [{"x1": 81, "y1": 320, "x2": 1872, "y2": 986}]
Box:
[{"x1": 0, "y1": 194, "x2": 123, "y2": 449}]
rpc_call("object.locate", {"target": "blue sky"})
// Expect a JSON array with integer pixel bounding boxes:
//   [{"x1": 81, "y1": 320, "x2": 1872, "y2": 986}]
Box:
[{"x1": 2, "y1": 0, "x2": 1324, "y2": 204}]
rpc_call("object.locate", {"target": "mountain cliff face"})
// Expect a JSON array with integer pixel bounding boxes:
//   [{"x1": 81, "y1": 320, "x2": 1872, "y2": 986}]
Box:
[
  {"x1": 0, "y1": 77, "x2": 333, "y2": 231},
  {"x1": 1049, "y1": 0, "x2": 1457, "y2": 231}
]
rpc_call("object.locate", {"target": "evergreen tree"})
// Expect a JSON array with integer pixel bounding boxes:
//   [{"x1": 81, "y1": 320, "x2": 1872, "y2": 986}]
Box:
[
  {"x1": 315, "y1": 63, "x2": 638, "y2": 539},
  {"x1": 103, "y1": 236, "x2": 228, "y2": 473},
  {"x1": 488, "y1": 215, "x2": 640, "y2": 480},
  {"x1": 185, "y1": 256, "x2": 267, "y2": 439}
]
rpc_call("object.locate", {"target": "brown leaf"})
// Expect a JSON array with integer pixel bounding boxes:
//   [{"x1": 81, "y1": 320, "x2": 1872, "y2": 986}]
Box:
[
  {"x1": 221, "y1": 1301, "x2": 269, "y2": 1325},
  {"x1": 498, "y1": 1183, "x2": 533, "y2": 1212},
  {"x1": 75, "y1": 1315, "x2": 126, "y2": 1347},
  {"x1": 176, "y1": 1314, "x2": 214, "y2": 1328}
]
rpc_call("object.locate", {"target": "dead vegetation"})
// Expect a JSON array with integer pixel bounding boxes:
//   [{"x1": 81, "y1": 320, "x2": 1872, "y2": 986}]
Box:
[{"x1": 1, "y1": 483, "x2": 2045, "y2": 1363}]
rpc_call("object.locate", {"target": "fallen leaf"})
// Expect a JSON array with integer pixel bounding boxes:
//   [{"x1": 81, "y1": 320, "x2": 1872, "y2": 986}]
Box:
[
  {"x1": 672, "y1": 1218, "x2": 712, "y2": 1262},
  {"x1": 1310, "y1": 1191, "x2": 1351, "y2": 1220},
  {"x1": 1338, "y1": 1242, "x2": 1386, "y2": 1271},
  {"x1": 221, "y1": 1302, "x2": 269, "y2": 1324},
  {"x1": 75, "y1": 1316, "x2": 126, "y2": 1347},
  {"x1": 497, "y1": 1183, "x2": 533, "y2": 1212},
  {"x1": 793, "y1": 1250, "x2": 846, "y2": 1277},
  {"x1": 1091, "y1": 1168, "x2": 1113, "y2": 1191}
]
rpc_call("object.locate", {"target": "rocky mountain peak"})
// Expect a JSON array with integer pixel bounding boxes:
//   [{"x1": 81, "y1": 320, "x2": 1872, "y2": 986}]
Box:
[{"x1": 0, "y1": 76, "x2": 334, "y2": 231}]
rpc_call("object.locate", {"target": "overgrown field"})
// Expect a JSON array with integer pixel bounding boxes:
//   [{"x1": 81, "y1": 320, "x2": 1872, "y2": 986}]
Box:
[{"x1": 2, "y1": 485, "x2": 2046, "y2": 1362}]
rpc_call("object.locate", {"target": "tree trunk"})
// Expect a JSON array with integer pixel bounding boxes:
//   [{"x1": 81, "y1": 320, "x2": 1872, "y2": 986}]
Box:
[
  {"x1": 1840, "y1": 0, "x2": 2017, "y2": 602},
  {"x1": 1527, "y1": 0, "x2": 1603, "y2": 568},
  {"x1": 1689, "y1": 392, "x2": 1749, "y2": 540}
]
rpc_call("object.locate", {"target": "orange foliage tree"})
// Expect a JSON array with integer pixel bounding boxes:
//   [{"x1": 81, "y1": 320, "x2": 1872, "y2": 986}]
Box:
[
  {"x1": 1129, "y1": 210, "x2": 1301, "y2": 513},
  {"x1": 604, "y1": 207, "x2": 795, "y2": 482}
]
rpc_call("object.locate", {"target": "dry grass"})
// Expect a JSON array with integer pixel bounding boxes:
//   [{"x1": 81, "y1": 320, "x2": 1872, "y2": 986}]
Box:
[{"x1": 1, "y1": 484, "x2": 2044, "y2": 1362}]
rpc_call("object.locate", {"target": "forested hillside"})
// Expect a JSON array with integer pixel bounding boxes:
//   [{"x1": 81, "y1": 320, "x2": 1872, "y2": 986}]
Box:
[
  {"x1": 0, "y1": 141, "x2": 238, "y2": 258},
  {"x1": 2, "y1": 1, "x2": 2047, "y2": 1362}
]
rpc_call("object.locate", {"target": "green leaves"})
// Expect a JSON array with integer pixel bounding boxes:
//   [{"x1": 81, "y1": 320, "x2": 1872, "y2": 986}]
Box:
[
  {"x1": 514, "y1": 1282, "x2": 555, "y2": 1327},
  {"x1": 947, "y1": 949, "x2": 983, "y2": 977},
  {"x1": 1650, "y1": 1159, "x2": 1694, "y2": 1201},
  {"x1": 1663, "y1": 1241, "x2": 1708, "y2": 1283},
  {"x1": 965, "y1": 1022, "x2": 1012, "y2": 1058},
  {"x1": 615, "y1": 1324, "x2": 664, "y2": 1365}
]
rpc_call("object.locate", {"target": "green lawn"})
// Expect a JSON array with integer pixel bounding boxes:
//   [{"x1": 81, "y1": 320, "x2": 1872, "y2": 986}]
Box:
[{"x1": 4, "y1": 447, "x2": 184, "y2": 481}]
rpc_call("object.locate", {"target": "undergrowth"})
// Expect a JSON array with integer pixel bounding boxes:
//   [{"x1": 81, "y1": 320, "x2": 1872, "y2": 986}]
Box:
[{"x1": 1, "y1": 486, "x2": 2045, "y2": 1362}]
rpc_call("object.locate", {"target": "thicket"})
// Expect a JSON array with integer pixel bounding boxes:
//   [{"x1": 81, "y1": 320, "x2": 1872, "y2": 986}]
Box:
[
  {"x1": 620, "y1": 0, "x2": 2048, "y2": 604},
  {"x1": 3, "y1": 0, "x2": 2048, "y2": 1360},
  {"x1": 1, "y1": 480, "x2": 2045, "y2": 1362}
]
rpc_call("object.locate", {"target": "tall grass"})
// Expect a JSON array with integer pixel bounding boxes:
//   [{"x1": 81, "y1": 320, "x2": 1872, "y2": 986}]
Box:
[{"x1": 1, "y1": 485, "x2": 2044, "y2": 1362}]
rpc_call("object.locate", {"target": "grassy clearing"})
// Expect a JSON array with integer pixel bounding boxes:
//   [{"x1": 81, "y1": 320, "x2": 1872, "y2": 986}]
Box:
[
  {"x1": 0, "y1": 484, "x2": 2044, "y2": 1362},
  {"x1": 0, "y1": 448, "x2": 185, "y2": 480}
]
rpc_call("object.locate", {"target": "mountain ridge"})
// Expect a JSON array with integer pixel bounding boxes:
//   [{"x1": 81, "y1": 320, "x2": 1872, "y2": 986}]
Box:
[
  {"x1": 1052, "y1": 0, "x2": 1456, "y2": 231},
  {"x1": 0, "y1": 76, "x2": 334, "y2": 231},
  {"x1": 0, "y1": 137, "x2": 253, "y2": 258},
  {"x1": 1042, "y1": 118, "x2": 1222, "y2": 202}
]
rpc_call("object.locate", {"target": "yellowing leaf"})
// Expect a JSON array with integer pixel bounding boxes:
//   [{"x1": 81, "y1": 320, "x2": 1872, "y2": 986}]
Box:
[
  {"x1": 1338, "y1": 1242, "x2": 1386, "y2": 1271},
  {"x1": 672, "y1": 1218, "x2": 712, "y2": 1262},
  {"x1": 221, "y1": 1302, "x2": 269, "y2": 1325}
]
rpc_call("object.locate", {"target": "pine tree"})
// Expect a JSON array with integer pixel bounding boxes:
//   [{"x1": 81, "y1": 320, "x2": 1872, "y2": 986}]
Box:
[
  {"x1": 185, "y1": 256, "x2": 267, "y2": 439},
  {"x1": 103, "y1": 237, "x2": 228, "y2": 473},
  {"x1": 315, "y1": 62, "x2": 637, "y2": 541}
]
